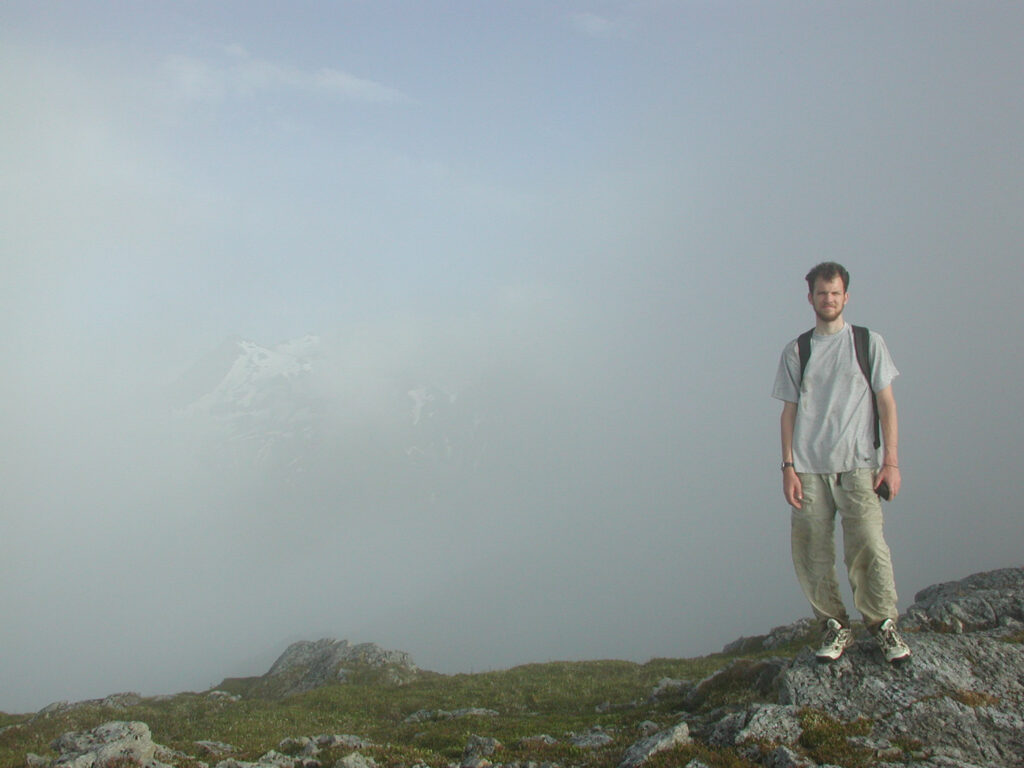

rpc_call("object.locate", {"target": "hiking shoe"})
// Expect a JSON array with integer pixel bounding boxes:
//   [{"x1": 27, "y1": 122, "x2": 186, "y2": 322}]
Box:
[
  {"x1": 877, "y1": 619, "x2": 911, "y2": 663},
  {"x1": 815, "y1": 618, "x2": 855, "y2": 661}
]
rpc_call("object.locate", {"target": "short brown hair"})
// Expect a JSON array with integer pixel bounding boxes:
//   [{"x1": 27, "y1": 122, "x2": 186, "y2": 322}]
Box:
[{"x1": 805, "y1": 262, "x2": 850, "y2": 293}]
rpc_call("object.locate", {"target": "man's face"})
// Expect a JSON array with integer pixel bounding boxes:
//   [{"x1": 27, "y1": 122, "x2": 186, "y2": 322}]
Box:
[{"x1": 808, "y1": 276, "x2": 848, "y2": 323}]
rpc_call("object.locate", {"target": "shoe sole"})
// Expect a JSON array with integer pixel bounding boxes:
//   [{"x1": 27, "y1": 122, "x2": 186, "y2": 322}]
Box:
[
  {"x1": 816, "y1": 654, "x2": 844, "y2": 663},
  {"x1": 815, "y1": 637, "x2": 855, "y2": 662},
  {"x1": 815, "y1": 647, "x2": 852, "y2": 662}
]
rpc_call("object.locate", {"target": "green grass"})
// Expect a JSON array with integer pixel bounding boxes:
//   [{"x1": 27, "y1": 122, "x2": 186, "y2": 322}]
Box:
[
  {"x1": 797, "y1": 709, "x2": 873, "y2": 768},
  {"x1": 0, "y1": 648, "x2": 806, "y2": 768}
]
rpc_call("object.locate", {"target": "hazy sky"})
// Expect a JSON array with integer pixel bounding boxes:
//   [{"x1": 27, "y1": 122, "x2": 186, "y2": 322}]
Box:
[{"x1": 2, "y1": 2, "x2": 1023, "y2": 713}]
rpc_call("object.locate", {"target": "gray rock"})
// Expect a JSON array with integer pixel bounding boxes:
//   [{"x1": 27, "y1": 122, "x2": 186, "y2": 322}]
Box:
[
  {"x1": 705, "y1": 710, "x2": 748, "y2": 748},
  {"x1": 738, "y1": 704, "x2": 803, "y2": 747},
  {"x1": 154, "y1": 745, "x2": 192, "y2": 766},
  {"x1": 49, "y1": 721, "x2": 157, "y2": 768},
  {"x1": 265, "y1": 639, "x2": 417, "y2": 696},
  {"x1": 569, "y1": 726, "x2": 614, "y2": 748},
  {"x1": 337, "y1": 753, "x2": 377, "y2": 768},
  {"x1": 461, "y1": 735, "x2": 502, "y2": 768},
  {"x1": 903, "y1": 567, "x2": 1024, "y2": 633},
  {"x1": 254, "y1": 750, "x2": 295, "y2": 767},
  {"x1": 762, "y1": 745, "x2": 812, "y2": 768},
  {"x1": 36, "y1": 701, "x2": 70, "y2": 718},
  {"x1": 98, "y1": 693, "x2": 143, "y2": 709},
  {"x1": 618, "y1": 721, "x2": 690, "y2": 768},
  {"x1": 196, "y1": 740, "x2": 239, "y2": 756}
]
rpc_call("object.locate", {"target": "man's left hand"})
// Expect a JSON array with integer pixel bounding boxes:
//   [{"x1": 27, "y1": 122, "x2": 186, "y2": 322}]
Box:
[{"x1": 875, "y1": 464, "x2": 901, "y2": 499}]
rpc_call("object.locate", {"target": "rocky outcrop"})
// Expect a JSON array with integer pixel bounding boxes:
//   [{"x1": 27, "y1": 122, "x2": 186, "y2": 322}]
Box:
[
  {"x1": 30, "y1": 721, "x2": 164, "y2": 768},
  {"x1": 902, "y1": 567, "x2": 1024, "y2": 633},
  {"x1": 221, "y1": 639, "x2": 418, "y2": 697},
  {"x1": 680, "y1": 567, "x2": 1024, "y2": 768},
  {"x1": 617, "y1": 722, "x2": 691, "y2": 768},
  {"x1": 268, "y1": 639, "x2": 415, "y2": 677}
]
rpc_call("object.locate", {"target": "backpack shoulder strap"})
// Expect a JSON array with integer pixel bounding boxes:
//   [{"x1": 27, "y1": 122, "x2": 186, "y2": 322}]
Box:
[
  {"x1": 851, "y1": 325, "x2": 871, "y2": 381},
  {"x1": 852, "y1": 325, "x2": 881, "y2": 449},
  {"x1": 797, "y1": 329, "x2": 813, "y2": 383}
]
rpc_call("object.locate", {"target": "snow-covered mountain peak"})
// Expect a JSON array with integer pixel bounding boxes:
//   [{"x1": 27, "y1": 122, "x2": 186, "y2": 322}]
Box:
[
  {"x1": 200, "y1": 338, "x2": 314, "y2": 409},
  {"x1": 173, "y1": 334, "x2": 485, "y2": 479}
]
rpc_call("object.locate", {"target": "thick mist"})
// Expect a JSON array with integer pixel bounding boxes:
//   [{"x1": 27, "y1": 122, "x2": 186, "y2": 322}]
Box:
[{"x1": 2, "y1": 2, "x2": 1023, "y2": 713}]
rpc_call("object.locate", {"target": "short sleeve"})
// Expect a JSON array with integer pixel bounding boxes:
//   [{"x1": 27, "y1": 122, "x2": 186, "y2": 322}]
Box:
[
  {"x1": 772, "y1": 340, "x2": 801, "y2": 403},
  {"x1": 868, "y1": 331, "x2": 900, "y2": 392}
]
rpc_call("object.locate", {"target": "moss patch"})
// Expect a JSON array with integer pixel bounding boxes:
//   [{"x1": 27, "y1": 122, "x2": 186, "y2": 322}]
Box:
[{"x1": 797, "y1": 709, "x2": 873, "y2": 768}]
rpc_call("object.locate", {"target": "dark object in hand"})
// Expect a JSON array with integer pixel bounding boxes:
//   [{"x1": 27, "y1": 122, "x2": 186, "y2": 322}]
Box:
[{"x1": 876, "y1": 480, "x2": 891, "y2": 501}]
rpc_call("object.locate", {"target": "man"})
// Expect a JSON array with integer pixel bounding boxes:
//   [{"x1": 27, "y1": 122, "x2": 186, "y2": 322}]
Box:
[{"x1": 772, "y1": 262, "x2": 911, "y2": 663}]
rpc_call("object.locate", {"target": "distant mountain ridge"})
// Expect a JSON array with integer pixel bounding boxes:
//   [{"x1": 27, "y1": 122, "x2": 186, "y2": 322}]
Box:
[{"x1": 171, "y1": 334, "x2": 486, "y2": 481}]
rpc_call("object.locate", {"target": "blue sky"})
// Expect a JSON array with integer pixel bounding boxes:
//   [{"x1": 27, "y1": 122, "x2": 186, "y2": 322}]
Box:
[{"x1": 2, "y1": 2, "x2": 1024, "y2": 712}]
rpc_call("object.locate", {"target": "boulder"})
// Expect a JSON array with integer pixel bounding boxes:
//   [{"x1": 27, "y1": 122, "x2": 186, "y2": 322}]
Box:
[
  {"x1": 460, "y1": 734, "x2": 501, "y2": 768},
  {"x1": 903, "y1": 567, "x2": 1024, "y2": 634},
  {"x1": 222, "y1": 639, "x2": 419, "y2": 698},
  {"x1": 337, "y1": 753, "x2": 377, "y2": 768},
  {"x1": 49, "y1": 721, "x2": 157, "y2": 768},
  {"x1": 569, "y1": 726, "x2": 614, "y2": 748},
  {"x1": 618, "y1": 721, "x2": 691, "y2": 768}
]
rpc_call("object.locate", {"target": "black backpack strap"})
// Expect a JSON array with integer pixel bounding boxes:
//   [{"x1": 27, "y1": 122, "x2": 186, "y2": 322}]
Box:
[
  {"x1": 797, "y1": 329, "x2": 813, "y2": 383},
  {"x1": 852, "y1": 325, "x2": 881, "y2": 449}
]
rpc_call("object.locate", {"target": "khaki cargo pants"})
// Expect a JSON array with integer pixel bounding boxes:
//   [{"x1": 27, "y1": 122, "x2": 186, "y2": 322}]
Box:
[{"x1": 791, "y1": 468, "x2": 899, "y2": 629}]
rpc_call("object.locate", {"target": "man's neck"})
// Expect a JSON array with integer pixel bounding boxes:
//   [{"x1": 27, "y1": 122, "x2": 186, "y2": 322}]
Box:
[{"x1": 815, "y1": 317, "x2": 846, "y2": 335}]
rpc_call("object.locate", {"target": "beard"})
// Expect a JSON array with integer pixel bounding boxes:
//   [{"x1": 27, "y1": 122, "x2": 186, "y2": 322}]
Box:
[{"x1": 814, "y1": 305, "x2": 843, "y2": 323}]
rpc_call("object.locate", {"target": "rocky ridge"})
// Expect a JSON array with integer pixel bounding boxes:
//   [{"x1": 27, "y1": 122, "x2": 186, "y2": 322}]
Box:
[
  {"x1": 13, "y1": 567, "x2": 1024, "y2": 768},
  {"x1": 218, "y1": 640, "x2": 420, "y2": 698}
]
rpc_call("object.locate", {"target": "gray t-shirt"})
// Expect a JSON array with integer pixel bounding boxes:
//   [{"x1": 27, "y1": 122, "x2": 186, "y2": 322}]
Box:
[{"x1": 772, "y1": 322, "x2": 899, "y2": 474}]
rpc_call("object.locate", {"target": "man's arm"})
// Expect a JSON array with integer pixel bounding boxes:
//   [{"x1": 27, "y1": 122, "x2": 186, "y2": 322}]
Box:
[
  {"x1": 875, "y1": 385, "x2": 901, "y2": 498},
  {"x1": 780, "y1": 401, "x2": 802, "y2": 508}
]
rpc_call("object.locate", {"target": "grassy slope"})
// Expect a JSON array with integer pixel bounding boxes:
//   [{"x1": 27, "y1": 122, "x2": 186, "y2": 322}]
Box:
[{"x1": 0, "y1": 640, "x2": 814, "y2": 768}]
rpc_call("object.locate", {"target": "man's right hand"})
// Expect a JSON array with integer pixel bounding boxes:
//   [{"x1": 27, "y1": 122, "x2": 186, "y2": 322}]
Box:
[{"x1": 783, "y1": 468, "x2": 803, "y2": 509}]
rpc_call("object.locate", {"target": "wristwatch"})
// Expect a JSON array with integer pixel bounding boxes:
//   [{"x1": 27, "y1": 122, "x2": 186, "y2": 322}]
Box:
[{"x1": 781, "y1": 461, "x2": 795, "y2": 471}]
